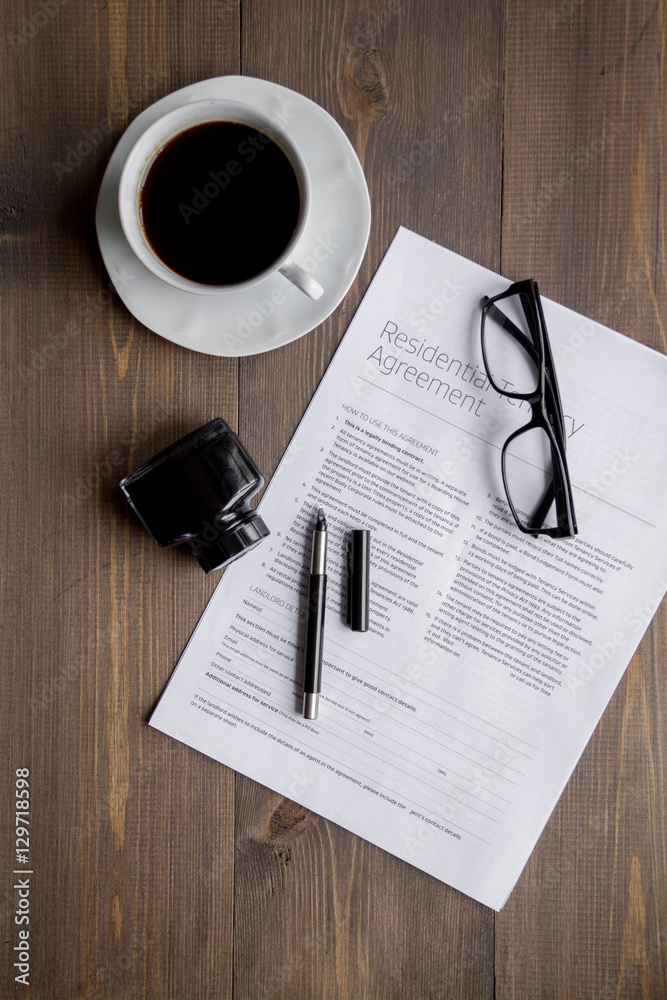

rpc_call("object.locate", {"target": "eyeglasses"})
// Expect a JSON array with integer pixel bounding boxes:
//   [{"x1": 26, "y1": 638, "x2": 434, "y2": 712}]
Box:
[{"x1": 480, "y1": 279, "x2": 577, "y2": 538}]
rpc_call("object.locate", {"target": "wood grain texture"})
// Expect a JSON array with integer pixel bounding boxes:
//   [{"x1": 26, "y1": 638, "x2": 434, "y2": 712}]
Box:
[
  {"x1": 0, "y1": 2, "x2": 241, "y2": 999},
  {"x1": 236, "y1": 2, "x2": 502, "y2": 998},
  {"x1": 0, "y1": 0, "x2": 665, "y2": 998},
  {"x1": 498, "y1": 2, "x2": 667, "y2": 999}
]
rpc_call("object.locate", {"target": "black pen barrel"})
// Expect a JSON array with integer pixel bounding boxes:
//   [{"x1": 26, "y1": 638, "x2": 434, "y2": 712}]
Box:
[
  {"x1": 303, "y1": 510, "x2": 328, "y2": 720},
  {"x1": 303, "y1": 573, "x2": 327, "y2": 695},
  {"x1": 310, "y1": 524, "x2": 327, "y2": 574}
]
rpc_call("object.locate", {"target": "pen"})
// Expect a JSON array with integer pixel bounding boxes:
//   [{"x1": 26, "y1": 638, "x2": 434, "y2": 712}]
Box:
[{"x1": 303, "y1": 507, "x2": 328, "y2": 720}]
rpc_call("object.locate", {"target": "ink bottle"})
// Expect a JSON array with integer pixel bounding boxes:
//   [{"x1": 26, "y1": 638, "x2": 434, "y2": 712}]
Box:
[{"x1": 120, "y1": 417, "x2": 269, "y2": 573}]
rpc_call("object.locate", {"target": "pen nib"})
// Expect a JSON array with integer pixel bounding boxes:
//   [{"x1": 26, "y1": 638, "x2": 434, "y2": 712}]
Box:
[{"x1": 317, "y1": 507, "x2": 327, "y2": 529}]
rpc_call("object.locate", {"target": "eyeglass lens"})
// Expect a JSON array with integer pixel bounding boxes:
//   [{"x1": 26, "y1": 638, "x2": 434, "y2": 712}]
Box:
[
  {"x1": 482, "y1": 293, "x2": 540, "y2": 395},
  {"x1": 503, "y1": 426, "x2": 561, "y2": 531}
]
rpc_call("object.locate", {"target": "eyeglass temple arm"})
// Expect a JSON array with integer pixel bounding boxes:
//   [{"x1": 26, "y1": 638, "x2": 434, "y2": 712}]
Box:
[
  {"x1": 530, "y1": 467, "x2": 562, "y2": 531},
  {"x1": 528, "y1": 438, "x2": 572, "y2": 532},
  {"x1": 485, "y1": 300, "x2": 538, "y2": 363}
]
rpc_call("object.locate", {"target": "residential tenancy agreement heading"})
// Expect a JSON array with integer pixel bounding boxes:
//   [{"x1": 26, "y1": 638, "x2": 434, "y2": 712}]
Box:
[{"x1": 150, "y1": 228, "x2": 667, "y2": 909}]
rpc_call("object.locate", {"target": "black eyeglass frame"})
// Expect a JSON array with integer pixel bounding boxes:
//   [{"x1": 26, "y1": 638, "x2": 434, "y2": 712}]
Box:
[{"x1": 480, "y1": 279, "x2": 578, "y2": 539}]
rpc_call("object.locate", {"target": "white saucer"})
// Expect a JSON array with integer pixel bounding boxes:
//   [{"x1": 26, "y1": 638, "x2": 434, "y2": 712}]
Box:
[{"x1": 95, "y1": 76, "x2": 371, "y2": 357}]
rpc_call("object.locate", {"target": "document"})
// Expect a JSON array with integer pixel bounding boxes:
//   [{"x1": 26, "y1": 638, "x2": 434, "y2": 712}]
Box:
[{"x1": 150, "y1": 227, "x2": 667, "y2": 909}]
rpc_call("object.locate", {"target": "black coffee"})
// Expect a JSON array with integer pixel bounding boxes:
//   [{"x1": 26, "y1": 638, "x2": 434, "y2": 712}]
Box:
[{"x1": 139, "y1": 121, "x2": 301, "y2": 286}]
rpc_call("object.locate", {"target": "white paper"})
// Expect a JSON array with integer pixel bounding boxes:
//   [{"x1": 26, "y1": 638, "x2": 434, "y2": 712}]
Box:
[{"x1": 150, "y1": 228, "x2": 667, "y2": 909}]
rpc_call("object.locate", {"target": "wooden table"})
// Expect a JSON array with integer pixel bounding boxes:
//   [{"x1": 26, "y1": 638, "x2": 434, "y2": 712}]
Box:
[{"x1": 2, "y1": 1, "x2": 666, "y2": 997}]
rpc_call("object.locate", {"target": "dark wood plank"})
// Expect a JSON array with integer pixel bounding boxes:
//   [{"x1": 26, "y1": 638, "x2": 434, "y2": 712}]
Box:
[
  {"x1": 0, "y1": 2, "x2": 241, "y2": 998},
  {"x1": 236, "y1": 2, "x2": 504, "y2": 997},
  {"x1": 498, "y1": 2, "x2": 667, "y2": 998}
]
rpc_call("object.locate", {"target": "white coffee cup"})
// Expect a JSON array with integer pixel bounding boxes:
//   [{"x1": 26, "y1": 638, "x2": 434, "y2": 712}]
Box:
[{"x1": 118, "y1": 99, "x2": 324, "y2": 300}]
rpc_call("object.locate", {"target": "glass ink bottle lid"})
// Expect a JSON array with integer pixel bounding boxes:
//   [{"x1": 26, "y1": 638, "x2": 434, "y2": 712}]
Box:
[{"x1": 120, "y1": 417, "x2": 270, "y2": 573}]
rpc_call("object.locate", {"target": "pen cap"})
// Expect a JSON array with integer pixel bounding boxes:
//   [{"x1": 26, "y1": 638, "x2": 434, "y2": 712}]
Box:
[{"x1": 347, "y1": 529, "x2": 370, "y2": 631}]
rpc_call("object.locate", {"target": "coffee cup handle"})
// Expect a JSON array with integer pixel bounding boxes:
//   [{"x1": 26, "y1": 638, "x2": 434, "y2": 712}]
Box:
[{"x1": 278, "y1": 261, "x2": 324, "y2": 301}]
